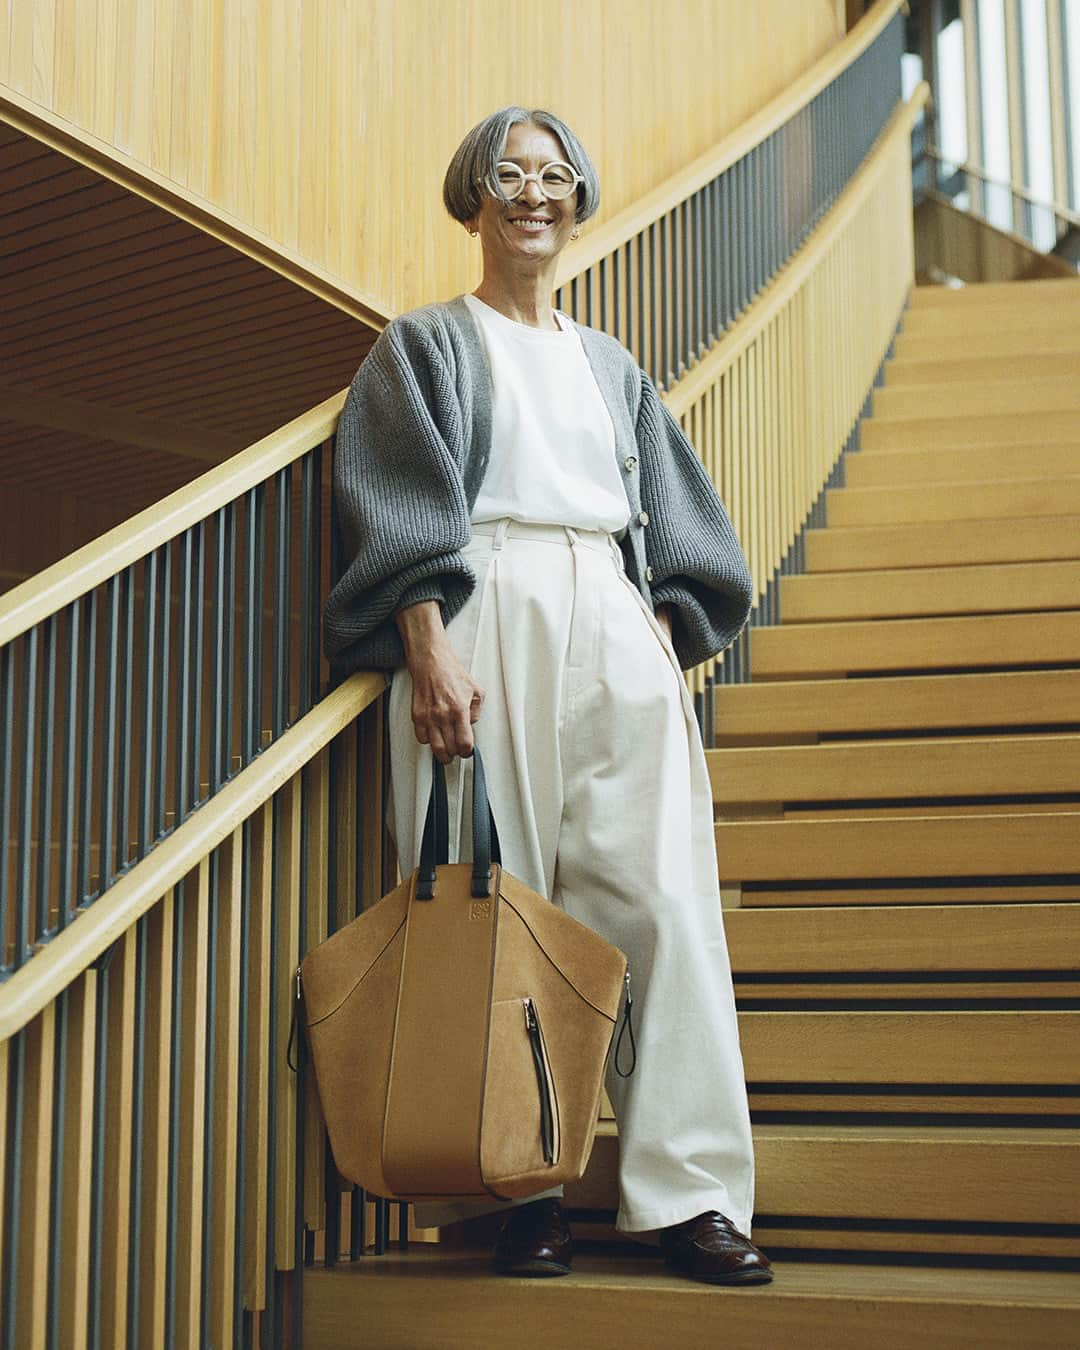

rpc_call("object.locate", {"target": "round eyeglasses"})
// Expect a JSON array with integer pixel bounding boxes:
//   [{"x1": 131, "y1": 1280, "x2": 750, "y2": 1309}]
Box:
[{"x1": 482, "y1": 160, "x2": 584, "y2": 202}]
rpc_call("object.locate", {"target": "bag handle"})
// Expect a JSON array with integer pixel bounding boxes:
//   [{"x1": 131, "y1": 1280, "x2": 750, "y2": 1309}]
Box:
[{"x1": 416, "y1": 745, "x2": 502, "y2": 900}]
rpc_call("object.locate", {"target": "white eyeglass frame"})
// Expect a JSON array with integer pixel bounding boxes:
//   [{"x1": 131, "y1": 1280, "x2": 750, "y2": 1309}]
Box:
[{"x1": 480, "y1": 160, "x2": 585, "y2": 202}]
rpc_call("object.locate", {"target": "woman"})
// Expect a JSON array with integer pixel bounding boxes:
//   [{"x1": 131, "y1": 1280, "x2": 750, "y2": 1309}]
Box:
[{"x1": 324, "y1": 107, "x2": 771, "y2": 1286}]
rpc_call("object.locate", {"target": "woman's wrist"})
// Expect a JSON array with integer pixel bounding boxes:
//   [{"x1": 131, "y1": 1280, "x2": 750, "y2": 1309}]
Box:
[{"x1": 394, "y1": 599, "x2": 449, "y2": 667}]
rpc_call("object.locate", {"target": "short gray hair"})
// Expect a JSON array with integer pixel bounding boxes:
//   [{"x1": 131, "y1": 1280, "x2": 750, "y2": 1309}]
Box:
[{"x1": 443, "y1": 107, "x2": 600, "y2": 226}]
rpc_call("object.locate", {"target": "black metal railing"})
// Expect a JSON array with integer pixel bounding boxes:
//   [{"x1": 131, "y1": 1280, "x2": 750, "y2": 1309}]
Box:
[
  {"x1": 0, "y1": 443, "x2": 331, "y2": 978},
  {"x1": 556, "y1": 7, "x2": 905, "y2": 389}
]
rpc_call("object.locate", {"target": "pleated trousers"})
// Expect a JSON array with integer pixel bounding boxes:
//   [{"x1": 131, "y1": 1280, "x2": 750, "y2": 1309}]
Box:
[{"x1": 386, "y1": 517, "x2": 756, "y2": 1237}]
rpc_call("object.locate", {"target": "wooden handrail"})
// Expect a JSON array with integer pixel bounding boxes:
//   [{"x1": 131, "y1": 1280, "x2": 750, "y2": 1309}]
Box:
[
  {"x1": 666, "y1": 83, "x2": 930, "y2": 419},
  {"x1": 922, "y1": 146, "x2": 1080, "y2": 230},
  {"x1": 556, "y1": 0, "x2": 910, "y2": 289},
  {"x1": 0, "y1": 669, "x2": 387, "y2": 1042},
  {"x1": 0, "y1": 84, "x2": 391, "y2": 333},
  {"x1": 0, "y1": 387, "x2": 346, "y2": 647}
]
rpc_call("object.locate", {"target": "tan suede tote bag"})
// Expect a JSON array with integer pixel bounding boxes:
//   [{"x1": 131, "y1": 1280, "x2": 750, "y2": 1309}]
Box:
[{"x1": 297, "y1": 746, "x2": 635, "y2": 1202}]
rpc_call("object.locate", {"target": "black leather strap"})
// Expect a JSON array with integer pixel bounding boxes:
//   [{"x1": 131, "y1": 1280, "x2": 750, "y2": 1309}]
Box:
[
  {"x1": 416, "y1": 745, "x2": 501, "y2": 900},
  {"x1": 469, "y1": 744, "x2": 502, "y2": 897},
  {"x1": 416, "y1": 755, "x2": 450, "y2": 899}
]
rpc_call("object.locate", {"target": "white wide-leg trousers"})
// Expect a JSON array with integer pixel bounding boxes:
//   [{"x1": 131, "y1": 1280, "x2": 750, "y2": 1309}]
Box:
[{"x1": 386, "y1": 518, "x2": 756, "y2": 1237}]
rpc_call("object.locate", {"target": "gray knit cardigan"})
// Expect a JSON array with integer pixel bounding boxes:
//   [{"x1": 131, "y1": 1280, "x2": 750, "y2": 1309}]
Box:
[{"x1": 324, "y1": 295, "x2": 754, "y2": 674}]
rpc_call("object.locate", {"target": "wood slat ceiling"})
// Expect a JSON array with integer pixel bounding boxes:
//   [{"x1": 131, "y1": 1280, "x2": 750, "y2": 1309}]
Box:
[{"x1": 0, "y1": 118, "x2": 379, "y2": 581}]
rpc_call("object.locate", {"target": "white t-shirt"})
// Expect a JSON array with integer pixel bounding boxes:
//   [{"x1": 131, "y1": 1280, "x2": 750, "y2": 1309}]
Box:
[{"x1": 463, "y1": 293, "x2": 630, "y2": 534}]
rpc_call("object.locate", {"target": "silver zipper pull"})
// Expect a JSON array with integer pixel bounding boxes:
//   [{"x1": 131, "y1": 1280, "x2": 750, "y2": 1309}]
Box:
[
  {"x1": 523, "y1": 996, "x2": 537, "y2": 1030},
  {"x1": 295, "y1": 966, "x2": 302, "y2": 1001}
]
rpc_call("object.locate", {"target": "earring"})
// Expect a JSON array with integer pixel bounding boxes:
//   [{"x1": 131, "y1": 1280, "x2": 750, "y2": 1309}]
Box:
[{"x1": 571, "y1": 228, "x2": 580, "y2": 241}]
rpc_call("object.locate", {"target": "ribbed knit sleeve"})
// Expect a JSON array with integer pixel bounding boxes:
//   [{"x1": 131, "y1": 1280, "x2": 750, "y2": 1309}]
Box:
[
  {"x1": 635, "y1": 371, "x2": 754, "y2": 670},
  {"x1": 323, "y1": 318, "x2": 477, "y2": 673}
]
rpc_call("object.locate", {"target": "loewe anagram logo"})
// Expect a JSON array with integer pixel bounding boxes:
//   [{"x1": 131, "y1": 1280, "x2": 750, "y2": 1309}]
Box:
[{"x1": 470, "y1": 900, "x2": 491, "y2": 921}]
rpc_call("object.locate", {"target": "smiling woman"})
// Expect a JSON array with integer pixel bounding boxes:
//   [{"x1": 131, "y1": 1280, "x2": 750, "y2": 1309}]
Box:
[{"x1": 323, "y1": 105, "x2": 770, "y2": 1288}]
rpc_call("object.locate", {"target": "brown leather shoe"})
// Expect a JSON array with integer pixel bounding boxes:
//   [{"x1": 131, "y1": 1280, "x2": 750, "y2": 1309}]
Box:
[
  {"x1": 658, "y1": 1211, "x2": 773, "y2": 1285},
  {"x1": 492, "y1": 1198, "x2": 573, "y2": 1277}
]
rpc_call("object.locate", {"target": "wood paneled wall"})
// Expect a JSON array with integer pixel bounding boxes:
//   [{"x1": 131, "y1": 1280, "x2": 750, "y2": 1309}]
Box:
[{"x1": 0, "y1": 0, "x2": 842, "y2": 317}]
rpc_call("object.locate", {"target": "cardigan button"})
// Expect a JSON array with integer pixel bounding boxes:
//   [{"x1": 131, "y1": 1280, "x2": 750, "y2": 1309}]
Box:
[
  {"x1": 637, "y1": 510, "x2": 649, "y2": 526},
  {"x1": 645, "y1": 565, "x2": 655, "y2": 582},
  {"x1": 623, "y1": 455, "x2": 638, "y2": 471}
]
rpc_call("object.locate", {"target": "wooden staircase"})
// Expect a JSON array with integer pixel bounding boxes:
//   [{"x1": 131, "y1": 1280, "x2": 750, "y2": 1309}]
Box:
[{"x1": 304, "y1": 279, "x2": 1080, "y2": 1347}]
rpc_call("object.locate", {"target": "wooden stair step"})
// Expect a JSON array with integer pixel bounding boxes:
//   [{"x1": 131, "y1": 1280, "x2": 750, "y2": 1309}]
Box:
[
  {"x1": 779, "y1": 561, "x2": 1080, "y2": 621},
  {"x1": 844, "y1": 443, "x2": 1080, "y2": 487},
  {"x1": 303, "y1": 1249, "x2": 1080, "y2": 1350},
  {"x1": 567, "y1": 1122, "x2": 1080, "y2": 1228},
  {"x1": 884, "y1": 354, "x2": 1080, "y2": 387},
  {"x1": 908, "y1": 278, "x2": 1080, "y2": 307},
  {"x1": 713, "y1": 671, "x2": 1080, "y2": 743},
  {"x1": 825, "y1": 477, "x2": 1080, "y2": 526},
  {"x1": 900, "y1": 300, "x2": 1080, "y2": 336},
  {"x1": 873, "y1": 375, "x2": 1080, "y2": 421},
  {"x1": 723, "y1": 902, "x2": 1080, "y2": 973},
  {"x1": 749, "y1": 611, "x2": 1080, "y2": 679},
  {"x1": 708, "y1": 733, "x2": 1080, "y2": 804},
  {"x1": 739, "y1": 1009, "x2": 1078, "y2": 1084},
  {"x1": 893, "y1": 328, "x2": 1080, "y2": 362},
  {"x1": 861, "y1": 409, "x2": 1080, "y2": 451},
  {"x1": 714, "y1": 810, "x2": 1080, "y2": 880},
  {"x1": 804, "y1": 516, "x2": 1080, "y2": 571}
]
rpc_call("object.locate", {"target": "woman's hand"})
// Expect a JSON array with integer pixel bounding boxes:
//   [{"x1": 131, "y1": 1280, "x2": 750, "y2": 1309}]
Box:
[
  {"x1": 395, "y1": 601, "x2": 485, "y2": 763},
  {"x1": 655, "y1": 602, "x2": 674, "y2": 643}
]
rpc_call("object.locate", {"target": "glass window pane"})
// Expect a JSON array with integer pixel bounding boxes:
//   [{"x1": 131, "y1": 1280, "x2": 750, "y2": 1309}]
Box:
[
  {"x1": 937, "y1": 15, "x2": 968, "y2": 166},
  {"x1": 1065, "y1": 0, "x2": 1080, "y2": 212},
  {"x1": 1020, "y1": 0, "x2": 1055, "y2": 248},
  {"x1": 977, "y1": 0, "x2": 1012, "y2": 229}
]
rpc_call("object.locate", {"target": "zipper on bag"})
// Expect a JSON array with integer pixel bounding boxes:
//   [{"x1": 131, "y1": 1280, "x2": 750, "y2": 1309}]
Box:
[{"x1": 523, "y1": 997, "x2": 555, "y2": 1164}]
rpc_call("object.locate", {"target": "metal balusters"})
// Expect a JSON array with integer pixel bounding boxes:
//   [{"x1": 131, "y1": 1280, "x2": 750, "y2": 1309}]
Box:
[
  {"x1": 373, "y1": 1197, "x2": 390, "y2": 1256},
  {"x1": 116, "y1": 567, "x2": 135, "y2": 879},
  {"x1": 98, "y1": 576, "x2": 122, "y2": 900},
  {"x1": 59, "y1": 606, "x2": 85, "y2": 927},
  {"x1": 211, "y1": 509, "x2": 230, "y2": 796},
  {"x1": 155, "y1": 545, "x2": 172, "y2": 841},
  {"x1": 35, "y1": 616, "x2": 56, "y2": 944},
  {"x1": 245, "y1": 484, "x2": 266, "y2": 761},
  {"x1": 190, "y1": 521, "x2": 206, "y2": 811},
  {"x1": 0, "y1": 641, "x2": 13, "y2": 969},
  {"x1": 76, "y1": 593, "x2": 98, "y2": 907},
  {"x1": 15, "y1": 628, "x2": 37, "y2": 967},
  {"x1": 138, "y1": 552, "x2": 158, "y2": 857},
  {"x1": 175, "y1": 532, "x2": 195, "y2": 825},
  {"x1": 273, "y1": 468, "x2": 292, "y2": 737},
  {"x1": 221, "y1": 503, "x2": 238, "y2": 787},
  {"x1": 299, "y1": 451, "x2": 320, "y2": 716}
]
